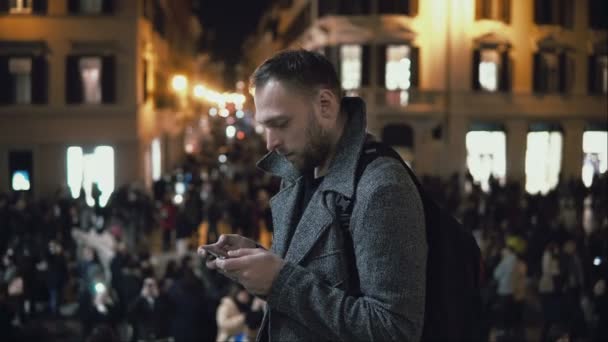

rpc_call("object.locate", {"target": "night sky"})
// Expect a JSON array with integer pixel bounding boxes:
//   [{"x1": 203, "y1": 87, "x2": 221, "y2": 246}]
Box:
[{"x1": 196, "y1": 0, "x2": 273, "y2": 68}]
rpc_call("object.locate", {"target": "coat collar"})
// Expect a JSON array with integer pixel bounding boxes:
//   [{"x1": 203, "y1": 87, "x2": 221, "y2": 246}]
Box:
[{"x1": 256, "y1": 96, "x2": 368, "y2": 200}]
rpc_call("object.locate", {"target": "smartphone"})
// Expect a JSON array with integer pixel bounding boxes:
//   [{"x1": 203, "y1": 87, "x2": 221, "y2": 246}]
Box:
[{"x1": 201, "y1": 245, "x2": 229, "y2": 260}]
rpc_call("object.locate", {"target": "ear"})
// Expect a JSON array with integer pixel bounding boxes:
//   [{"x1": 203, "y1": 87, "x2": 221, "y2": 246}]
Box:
[{"x1": 318, "y1": 88, "x2": 339, "y2": 120}]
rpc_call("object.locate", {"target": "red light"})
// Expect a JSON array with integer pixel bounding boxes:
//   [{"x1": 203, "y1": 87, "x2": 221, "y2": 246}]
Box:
[{"x1": 236, "y1": 131, "x2": 245, "y2": 140}]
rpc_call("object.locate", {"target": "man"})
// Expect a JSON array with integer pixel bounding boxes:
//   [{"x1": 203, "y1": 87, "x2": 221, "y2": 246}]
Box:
[{"x1": 199, "y1": 49, "x2": 427, "y2": 341}]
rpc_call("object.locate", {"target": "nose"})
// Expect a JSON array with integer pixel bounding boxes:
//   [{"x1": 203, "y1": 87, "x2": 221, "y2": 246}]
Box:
[{"x1": 265, "y1": 129, "x2": 282, "y2": 152}]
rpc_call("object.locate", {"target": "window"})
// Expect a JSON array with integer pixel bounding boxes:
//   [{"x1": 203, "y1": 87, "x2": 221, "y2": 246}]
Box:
[
  {"x1": 525, "y1": 130, "x2": 563, "y2": 194},
  {"x1": 9, "y1": 0, "x2": 32, "y2": 13},
  {"x1": 534, "y1": 0, "x2": 574, "y2": 28},
  {"x1": 67, "y1": 146, "x2": 115, "y2": 207},
  {"x1": 340, "y1": 45, "x2": 362, "y2": 90},
  {"x1": 79, "y1": 57, "x2": 102, "y2": 104},
  {"x1": 386, "y1": 45, "x2": 411, "y2": 91},
  {"x1": 589, "y1": 55, "x2": 608, "y2": 95},
  {"x1": 582, "y1": 131, "x2": 608, "y2": 187},
  {"x1": 9, "y1": 151, "x2": 33, "y2": 192},
  {"x1": 466, "y1": 130, "x2": 507, "y2": 192},
  {"x1": 473, "y1": 48, "x2": 511, "y2": 92},
  {"x1": 479, "y1": 50, "x2": 499, "y2": 91},
  {"x1": 151, "y1": 138, "x2": 161, "y2": 181},
  {"x1": 533, "y1": 51, "x2": 574, "y2": 94},
  {"x1": 9, "y1": 57, "x2": 32, "y2": 104},
  {"x1": 377, "y1": 44, "x2": 419, "y2": 106},
  {"x1": 475, "y1": 0, "x2": 511, "y2": 23},
  {"x1": 66, "y1": 55, "x2": 115, "y2": 104}
]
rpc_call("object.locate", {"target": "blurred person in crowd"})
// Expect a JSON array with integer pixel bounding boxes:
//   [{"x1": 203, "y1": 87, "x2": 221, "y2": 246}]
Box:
[
  {"x1": 591, "y1": 279, "x2": 607, "y2": 342},
  {"x1": 82, "y1": 281, "x2": 120, "y2": 337},
  {"x1": 201, "y1": 50, "x2": 427, "y2": 341},
  {"x1": 45, "y1": 240, "x2": 68, "y2": 316},
  {"x1": 86, "y1": 323, "x2": 120, "y2": 342},
  {"x1": 539, "y1": 241, "x2": 564, "y2": 342},
  {"x1": 128, "y1": 277, "x2": 170, "y2": 342},
  {"x1": 159, "y1": 192, "x2": 177, "y2": 252},
  {"x1": 73, "y1": 226, "x2": 116, "y2": 283},
  {"x1": 493, "y1": 243, "x2": 517, "y2": 335},
  {"x1": 561, "y1": 239, "x2": 587, "y2": 339},
  {"x1": 167, "y1": 267, "x2": 215, "y2": 342},
  {"x1": 216, "y1": 283, "x2": 264, "y2": 341}
]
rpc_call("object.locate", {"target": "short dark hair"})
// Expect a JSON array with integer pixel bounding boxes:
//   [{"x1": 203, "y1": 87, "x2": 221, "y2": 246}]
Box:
[{"x1": 250, "y1": 49, "x2": 341, "y2": 99}]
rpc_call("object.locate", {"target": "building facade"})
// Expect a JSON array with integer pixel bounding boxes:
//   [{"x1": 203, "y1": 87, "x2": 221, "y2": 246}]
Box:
[
  {"x1": 244, "y1": 0, "x2": 607, "y2": 193},
  {"x1": 0, "y1": 0, "x2": 201, "y2": 203}
]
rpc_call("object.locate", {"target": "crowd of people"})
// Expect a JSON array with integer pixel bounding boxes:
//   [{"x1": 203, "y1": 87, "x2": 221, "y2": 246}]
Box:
[{"x1": 1, "y1": 127, "x2": 607, "y2": 342}]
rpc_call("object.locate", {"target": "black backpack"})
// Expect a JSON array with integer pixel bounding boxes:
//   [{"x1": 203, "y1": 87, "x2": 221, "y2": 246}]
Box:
[{"x1": 336, "y1": 141, "x2": 482, "y2": 341}]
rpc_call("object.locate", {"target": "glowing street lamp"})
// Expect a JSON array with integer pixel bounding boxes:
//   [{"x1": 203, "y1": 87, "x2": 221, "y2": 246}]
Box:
[
  {"x1": 171, "y1": 74, "x2": 188, "y2": 94},
  {"x1": 193, "y1": 84, "x2": 205, "y2": 99}
]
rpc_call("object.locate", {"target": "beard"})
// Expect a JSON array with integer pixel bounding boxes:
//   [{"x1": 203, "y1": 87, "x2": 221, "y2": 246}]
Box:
[{"x1": 290, "y1": 112, "x2": 332, "y2": 173}]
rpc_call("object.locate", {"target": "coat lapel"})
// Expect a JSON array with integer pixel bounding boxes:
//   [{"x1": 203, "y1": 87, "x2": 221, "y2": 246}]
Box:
[
  {"x1": 269, "y1": 180, "x2": 302, "y2": 258},
  {"x1": 284, "y1": 190, "x2": 334, "y2": 264}
]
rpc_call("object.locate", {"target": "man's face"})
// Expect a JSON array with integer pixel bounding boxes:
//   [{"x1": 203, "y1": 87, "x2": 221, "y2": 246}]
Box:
[{"x1": 254, "y1": 79, "x2": 332, "y2": 172}]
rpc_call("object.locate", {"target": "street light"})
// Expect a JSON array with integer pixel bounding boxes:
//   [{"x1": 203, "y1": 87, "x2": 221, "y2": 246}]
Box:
[
  {"x1": 193, "y1": 84, "x2": 205, "y2": 99},
  {"x1": 171, "y1": 74, "x2": 188, "y2": 94}
]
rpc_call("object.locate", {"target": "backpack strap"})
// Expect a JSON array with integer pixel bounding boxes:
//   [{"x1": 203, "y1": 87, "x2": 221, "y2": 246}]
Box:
[{"x1": 336, "y1": 141, "x2": 420, "y2": 231}]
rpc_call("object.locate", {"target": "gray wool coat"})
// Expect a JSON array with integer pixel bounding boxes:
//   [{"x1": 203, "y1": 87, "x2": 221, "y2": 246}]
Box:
[{"x1": 256, "y1": 97, "x2": 427, "y2": 341}]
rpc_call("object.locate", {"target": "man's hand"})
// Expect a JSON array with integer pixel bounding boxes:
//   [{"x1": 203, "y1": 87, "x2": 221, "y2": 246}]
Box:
[
  {"x1": 217, "y1": 248, "x2": 285, "y2": 296},
  {"x1": 197, "y1": 234, "x2": 258, "y2": 268}
]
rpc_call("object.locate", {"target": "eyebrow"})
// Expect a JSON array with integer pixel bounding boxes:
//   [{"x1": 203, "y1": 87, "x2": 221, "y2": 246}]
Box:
[{"x1": 258, "y1": 114, "x2": 290, "y2": 126}]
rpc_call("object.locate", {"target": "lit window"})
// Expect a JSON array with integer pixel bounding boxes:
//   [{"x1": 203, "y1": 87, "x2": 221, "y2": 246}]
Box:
[
  {"x1": 80, "y1": 0, "x2": 103, "y2": 13},
  {"x1": 151, "y1": 138, "x2": 161, "y2": 181},
  {"x1": 79, "y1": 57, "x2": 102, "y2": 104},
  {"x1": 67, "y1": 147, "x2": 84, "y2": 198},
  {"x1": 9, "y1": 0, "x2": 32, "y2": 13},
  {"x1": 386, "y1": 45, "x2": 411, "y2": 90},
  {"x1": 67, "y1": 146, "x2": 114, "y2": 207},
  {"x1": 11, "y1": 170, "x2": 31, "y2": 191},
  {"x1": 340, "y1": 45, "x2": 362, "y2": 90},
  {"x1": 479, "y1": 49, "x2": 499, "y2": 92},
  {"x1": 9, "y1": 57, "x2": 32, "y2": 104},
  {"x1": 582, "y1": 131, "x2": 608, "y2": 187},
  {"x1": 525, "y1": 131, "x2": 563, "y2": 194},
  {"x1": 466, "y1": 131, "x2": 507, "y2": 192}
]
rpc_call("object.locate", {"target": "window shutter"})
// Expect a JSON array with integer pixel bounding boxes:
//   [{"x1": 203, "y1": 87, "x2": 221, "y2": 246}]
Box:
[
  {"x1": 533, "y1": 53, "x2": 543, "y2": 93},
  {"x1": 499, "y1": 50, "x2": 511, "y2": 92},
  {"x1": 534, "y1": 0, "x2": 548, "y2": 24},
  {"x1": 475, "y1": 0, "x2": 483, "y2": 19},
  {"x1": 0, "y1": 0, "x2": 8, "y2": 13},
  {"x1": 0, "y1": 56, "x2": 13, "y2": 105},
  {"x1": 31, "y1": 56, "x2": 48, "y2": 104},
  {"x1": 68, "y1": 0, "x2": 79, "y2": 14},
  {"x1": 560, "y1": 0, "x2": 574, "y2": 28},
  {"x1": 32, "y1": 0, "x2": 47, "y2": 14},
  {"x1": 102, "y1": 55, "x2": 116, "y2": 103},
  {"x1": 502, "y1": 0, "x2": 511, "y2": 23},
  {"x1": 410, "y1": 45, "x2": 420, "y2": 88},
  {"x1": 361, "y1": 45, "x2": 370, "y2": 87},
  {"x1": 102, "y1": 0, "x2": 114, "y2": 14},
  {"x1": 376, "y1": 45, "x2": 386, "y2": 87},
  {"x1": 588, "y1": 55, "x2": 597, "y2": 94},
  {"x1": 472, "y1": 49, "x2": 481, "y2": 90},
  {"x1": 558, "y1": 52, "x2": 568, "y2": 93},
  {"x1": 324, "y1": 45, "x2": 340, "y2": 83},
  {"x1": 66, "y1": 55, "x2": 82, "y2": 104}
]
